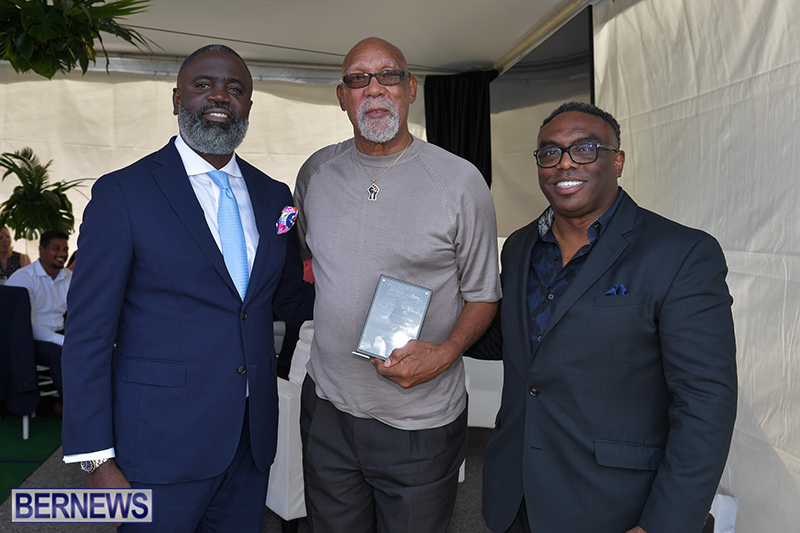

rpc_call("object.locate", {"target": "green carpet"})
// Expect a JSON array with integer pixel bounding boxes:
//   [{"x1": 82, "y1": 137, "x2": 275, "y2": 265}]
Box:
[{"x1": 0, "y1": 412, "x2": 62, "y2": 504}]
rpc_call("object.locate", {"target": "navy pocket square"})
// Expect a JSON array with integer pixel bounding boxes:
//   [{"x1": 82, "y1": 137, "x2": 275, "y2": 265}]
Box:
[{"x1": 605, "y1": 284, "x2": 629, "y2": 296}]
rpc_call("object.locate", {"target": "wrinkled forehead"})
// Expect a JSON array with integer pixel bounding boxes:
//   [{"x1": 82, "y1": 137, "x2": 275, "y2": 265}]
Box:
[
  {"x1": 343, "y1": 56, "x2": 402, "y2": 75},
  {"x1": 341, "y1": 39, "x2": 408, "y2": 75}
]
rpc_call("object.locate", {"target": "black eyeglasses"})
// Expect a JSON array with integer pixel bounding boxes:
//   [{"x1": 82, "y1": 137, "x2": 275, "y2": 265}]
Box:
[
  {"x1": 533, "y1": 143, "x2": 618, "y2": 168},
  {"x1": 341, "y1": 70, "x2": 411, "y2": 89}
]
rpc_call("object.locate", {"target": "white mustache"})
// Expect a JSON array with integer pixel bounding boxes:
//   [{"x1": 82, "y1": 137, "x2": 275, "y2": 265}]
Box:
[{"x1": 360, "y1": 98, "x2": 396, "y2": 116}]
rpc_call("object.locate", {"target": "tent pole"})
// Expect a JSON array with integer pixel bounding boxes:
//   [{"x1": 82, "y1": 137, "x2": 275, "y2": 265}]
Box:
[{"x1": 494, "y1": 0, "x2": 593, "y2": 75}]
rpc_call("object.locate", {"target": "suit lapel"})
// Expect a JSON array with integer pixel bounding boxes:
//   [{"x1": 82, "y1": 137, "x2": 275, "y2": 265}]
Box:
[
  {"x1": 240, "y1": 158, "x2": 271, "y2": 306},
  {"x1": 514, "y1": 222, "x2": 539, "y2": 365},
  {"x1": 150, "y1": 141, "x2": 239, "y2": 297},
  {"x1": 541, "y1": 191, "x2": 638, "y2": 339}
]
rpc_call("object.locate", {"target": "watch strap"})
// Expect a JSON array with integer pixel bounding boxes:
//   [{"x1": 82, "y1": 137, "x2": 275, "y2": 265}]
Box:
[{"x1": 80, "y1": 457, "x2": 110, "y2": 474}]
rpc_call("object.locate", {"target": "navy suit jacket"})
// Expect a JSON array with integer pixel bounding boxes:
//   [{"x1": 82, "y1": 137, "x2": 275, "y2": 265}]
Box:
[
  {"x1": 472, "y1": 190, "x2": 737, "y2": 533},
  {"x1": 62, "y1": 139, "x2": 313, "y2": 484}
]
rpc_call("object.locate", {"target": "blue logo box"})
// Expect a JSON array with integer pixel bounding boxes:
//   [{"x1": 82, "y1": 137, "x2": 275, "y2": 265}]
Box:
[{"x1": 12, "y1": 489, "x2": 152, "y2": 523}]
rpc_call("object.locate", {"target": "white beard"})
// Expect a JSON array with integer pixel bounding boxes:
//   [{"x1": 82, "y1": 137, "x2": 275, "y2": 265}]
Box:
[{"x1": 357, "y1": 97, "x2": 400, "y2": 143}]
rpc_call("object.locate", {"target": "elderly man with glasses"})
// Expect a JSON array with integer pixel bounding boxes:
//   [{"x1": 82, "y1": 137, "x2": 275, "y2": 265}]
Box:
[
  {"x1": 293, "y1": 37, "x2": 501, "y2": 532},
  {"x1": 468, "y1": 102, "x2": 737, "y2": 533}
]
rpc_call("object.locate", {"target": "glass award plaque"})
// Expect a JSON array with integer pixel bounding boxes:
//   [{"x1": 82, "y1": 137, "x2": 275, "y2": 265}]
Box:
[{"x1": 353, "y1": 275, "x2": 433, "y2": 360}]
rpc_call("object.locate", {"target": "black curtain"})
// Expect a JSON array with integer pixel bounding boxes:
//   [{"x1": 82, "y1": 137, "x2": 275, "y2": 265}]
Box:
[{"x1": 424, "y1": 70, "x2": 498, "y2": 187}]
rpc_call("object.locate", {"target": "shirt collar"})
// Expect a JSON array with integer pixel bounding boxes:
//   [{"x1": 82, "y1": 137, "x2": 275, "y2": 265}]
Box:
[
  {"x1": 538, "y1": 187, "x2": 624, "y2": 242},
  {"x1": 174, "y1": 134, "x2": 242, "y2": 179},
  {"x1": 32, "y1": 259, "x2": 69, "y2": 282}
]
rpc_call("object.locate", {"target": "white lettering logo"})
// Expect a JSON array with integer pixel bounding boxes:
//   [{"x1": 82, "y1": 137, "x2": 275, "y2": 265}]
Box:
[{"x1": 12, "y1": 489, "x2": 152, "y2": 522}]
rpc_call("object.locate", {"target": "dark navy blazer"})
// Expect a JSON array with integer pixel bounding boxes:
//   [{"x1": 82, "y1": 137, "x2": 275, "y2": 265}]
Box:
[
  {"x1": 473, "y1": 191, "x2": 737, "y2": 533},
  {"x1": 62, "y1": 139, "x2": 313, "y2": 484}
]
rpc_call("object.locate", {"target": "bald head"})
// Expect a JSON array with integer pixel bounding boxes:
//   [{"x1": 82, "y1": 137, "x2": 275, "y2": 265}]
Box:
[
  {"x1": 337, "y1": 37, "x2": 417, "y2": 155},
  {"x1": 342, "y1": 37, "x2": 409, "y2": 75},
  {"x1": 179, "y1": 44, "x2": 251, "y2": 83}
]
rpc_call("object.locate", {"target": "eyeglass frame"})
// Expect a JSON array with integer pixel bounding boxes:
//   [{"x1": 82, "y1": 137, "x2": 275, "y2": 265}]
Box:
[
  {"x1": 533, "y1": 142, "x2": 619, "y2": 168},
  {"x1": 340, "y1": 70, "x2": 412, "y2": 89}
]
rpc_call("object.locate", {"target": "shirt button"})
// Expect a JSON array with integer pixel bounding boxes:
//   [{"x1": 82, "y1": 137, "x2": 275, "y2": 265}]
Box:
[
  {"x1": 537, "y1": 336, "x2": 543, "y2": 342},
  {"x1": 237, "y1": 365, "x2": 246, "y2": 375},
  {"x1": 241, "y1": 311, "x2": 248, "y2": 320},
  {"x1": 547, "y1": 294, "x2": 554, "y2": 300},
  {"x1": 529, "y1": 387, "x2": 540, "y2": 396}
]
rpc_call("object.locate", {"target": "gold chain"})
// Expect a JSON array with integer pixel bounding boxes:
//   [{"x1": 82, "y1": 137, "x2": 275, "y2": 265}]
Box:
[{"x1": 355, "y1": 137, "x2": 413, "y2": 200}]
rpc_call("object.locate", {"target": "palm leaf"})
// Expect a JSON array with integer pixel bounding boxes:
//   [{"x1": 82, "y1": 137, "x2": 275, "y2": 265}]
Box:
[
  {"x1": 0, "y1": 147, "x2": 88, "y2": 240},
  {"x1": 0, "y1": 0, "x2": 158, "y2": 79}
]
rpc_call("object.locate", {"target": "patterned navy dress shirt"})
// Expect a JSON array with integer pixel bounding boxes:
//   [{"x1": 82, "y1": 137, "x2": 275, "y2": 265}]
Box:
[{"x1": 527, "y1": 189, "x2": 623, "y2": 348}]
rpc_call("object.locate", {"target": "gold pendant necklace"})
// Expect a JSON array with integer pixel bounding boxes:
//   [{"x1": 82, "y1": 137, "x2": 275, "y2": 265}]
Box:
[{"x1": 355, "y1": 138, "x2": 412, "y2": 201}]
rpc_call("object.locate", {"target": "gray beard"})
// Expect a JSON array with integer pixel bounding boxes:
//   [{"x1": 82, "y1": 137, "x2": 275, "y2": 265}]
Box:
[
  {"x1": 357, "y1": 98, "x2": 400, "y2": 144},
  {"x1": 177, "y1": 103, "x2": 249, "y2": 155}
]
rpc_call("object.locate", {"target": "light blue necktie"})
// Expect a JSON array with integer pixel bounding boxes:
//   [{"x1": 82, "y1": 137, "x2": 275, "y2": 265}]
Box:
[{"x1": 207, "y1": 170, "x2": 249, "y2": 300}]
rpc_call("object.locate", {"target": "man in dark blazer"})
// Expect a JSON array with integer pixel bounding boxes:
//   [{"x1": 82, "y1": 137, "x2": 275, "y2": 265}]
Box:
[
  {"x1": 470, "y1": 102, "x2": 737, "y2": 533},
  {"x1": 61, "y1": 45, "x2": 313, "y2": 531}
]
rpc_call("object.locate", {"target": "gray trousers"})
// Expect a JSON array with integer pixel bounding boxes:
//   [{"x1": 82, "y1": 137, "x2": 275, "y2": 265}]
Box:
[{"x1": 300, "y1": 376, "x2": 467, "y2": 533}]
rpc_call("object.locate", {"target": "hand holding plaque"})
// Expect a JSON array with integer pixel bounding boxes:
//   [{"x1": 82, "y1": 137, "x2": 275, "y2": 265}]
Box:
[{"x1": 353, "y1": 275, "x2": 432, "y2": 360}]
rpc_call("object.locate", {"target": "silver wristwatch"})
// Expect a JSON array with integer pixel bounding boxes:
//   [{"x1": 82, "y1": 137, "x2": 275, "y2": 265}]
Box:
[{"x1": 80, "y1": 457, "x2": 110, "y2": 474}]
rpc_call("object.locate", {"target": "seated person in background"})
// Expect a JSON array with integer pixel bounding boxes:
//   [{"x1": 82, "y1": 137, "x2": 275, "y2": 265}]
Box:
[
  {"x1": 6, "y1": 230, "x2": 71, "y2": 401},
  {"x1": 0, "y1": 225, "x2": 31, "y2": 281}
]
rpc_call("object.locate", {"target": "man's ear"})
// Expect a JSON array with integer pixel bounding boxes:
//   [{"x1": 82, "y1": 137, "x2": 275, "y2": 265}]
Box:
[
  {"x1": 336, "y1": 84, "x2": 347, "y2": 111},
  {"x1": 407, "y1": 76, "x2": 418, "y2": 105},
  {"x1": 172, "y1": 88, "x2": 180, "y2": 116},
  {"x1": 614, "y1": 150, "x2": 626, "y2": 178}
]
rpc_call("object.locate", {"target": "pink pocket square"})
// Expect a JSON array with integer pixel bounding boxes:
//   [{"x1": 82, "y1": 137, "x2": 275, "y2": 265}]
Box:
[{"x1": 276, "y1": 206, "x2": 298, "y2": 234}]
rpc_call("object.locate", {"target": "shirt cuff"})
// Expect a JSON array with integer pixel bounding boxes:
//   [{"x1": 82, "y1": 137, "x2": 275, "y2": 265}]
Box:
[
  {"x1": 63, "y1": 448, "x2": 116, "y2": 464},
  {"x1": 31, "y1": 324, "x2": 65, "y2": 346}
]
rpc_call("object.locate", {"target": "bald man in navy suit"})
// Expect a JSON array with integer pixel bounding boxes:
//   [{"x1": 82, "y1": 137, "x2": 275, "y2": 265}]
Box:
[{"x1": 61, "y1": 45, "x2": 313, "y2": 531}]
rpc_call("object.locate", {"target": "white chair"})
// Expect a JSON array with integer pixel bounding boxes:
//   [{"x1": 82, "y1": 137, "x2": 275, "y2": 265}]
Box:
[
  {"x1": 266, "y1": 320, "x2": 314, "y2": 532},
  {"x1": 463, "y1": 357, "x2": 504, "y2": 428},
  {"x1": 459, "y1": 372, "x2": 469, "y2": 483},
  {"x1": 459, "y1": 235, "x2": 505, "y2": 430},
  {"x1": 272, "y1": 320, "x2": 286, "y2": 355}
]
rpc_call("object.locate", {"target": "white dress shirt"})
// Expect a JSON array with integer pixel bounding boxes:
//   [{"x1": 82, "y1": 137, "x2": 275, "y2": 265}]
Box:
[
  {"x1": 6, "y1": 260, "x2": 71, "y2": 346},
  {"x1": 176, "y1": 134, "x2": 260, "y2": 271},
  {"x1": 63, "y1": 135, "x2": 260, "y2": 465}
]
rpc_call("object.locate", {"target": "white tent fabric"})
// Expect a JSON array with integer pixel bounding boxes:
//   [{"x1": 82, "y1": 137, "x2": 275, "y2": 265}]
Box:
[
  {"x1": 0, "y1": 56, "x2": 581, "y2": 243},
  {"x1": 490, "y1": 83, "x2": 590, "y2": 237},
  {"x1": 0, "y1": 65, "x2": 426, "y2": 253},
  {"x1": 489, "y1": 7, "x2": 592, "y2": 237},
  {"x1": 594, "y1": 0, "x2": 800, "y2": 530}
]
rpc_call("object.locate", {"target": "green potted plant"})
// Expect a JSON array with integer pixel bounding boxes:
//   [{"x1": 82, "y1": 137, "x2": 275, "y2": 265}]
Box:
[
  {"x1": 0, "y1": 147, "x2": 87, "y2": 241},
  {"x1": 0, "y1": 0, "x2": 154, "y2": 79}
]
